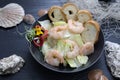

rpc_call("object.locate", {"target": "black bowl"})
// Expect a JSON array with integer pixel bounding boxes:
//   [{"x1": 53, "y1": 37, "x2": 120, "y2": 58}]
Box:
[{"x1": 29, "y1": 14, "x2": 104, "y2": 73}]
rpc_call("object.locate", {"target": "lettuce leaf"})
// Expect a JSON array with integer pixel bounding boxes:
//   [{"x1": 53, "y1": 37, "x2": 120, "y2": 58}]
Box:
[
  {"x1": 66, "y1": 58, "x2": 78, "y2": 68},
  {"x1": 77, "y1": 55, "x2": 88, "y2": 65},
  {"x1": 69, "y1": 34, "x2": 84, "y2": 47},
  {"x1": 42, "y1": 41, "x2": 51, "y2": 55},
  {"x1": 52, "y1": 21, "x2": 67, "y2": 26},
  {"x1": 66, "y1": 55, "x2": 88, "y2": 68},
  {"x1": 38, "y1": 20, "x2": 52, "y2": 30}
]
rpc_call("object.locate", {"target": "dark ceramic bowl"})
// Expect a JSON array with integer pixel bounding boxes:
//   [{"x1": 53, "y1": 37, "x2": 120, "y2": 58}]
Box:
[{"x1": 29, "y1": 14, "x2": 104, "y2": 73}]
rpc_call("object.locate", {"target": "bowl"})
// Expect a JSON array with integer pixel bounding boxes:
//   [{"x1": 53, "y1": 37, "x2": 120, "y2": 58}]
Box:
[{"x1": 29, "y1": 14, "x2": 104, "y2": 73}]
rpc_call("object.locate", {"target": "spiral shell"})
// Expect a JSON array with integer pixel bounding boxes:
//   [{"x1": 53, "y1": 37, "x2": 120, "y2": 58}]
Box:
[{"x1": 0, "y1": 3, "x2": 25, "y2": 28}]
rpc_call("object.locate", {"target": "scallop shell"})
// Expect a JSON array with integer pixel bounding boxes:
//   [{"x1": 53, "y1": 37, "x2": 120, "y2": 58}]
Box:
[{"x1": 0, "y1": 3, "x2": 25, "y2": 28}]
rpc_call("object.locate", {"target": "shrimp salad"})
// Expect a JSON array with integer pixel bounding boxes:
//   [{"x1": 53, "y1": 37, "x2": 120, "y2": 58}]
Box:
[{"x1": 26, "y1": 19, "x2": 95, "y2": 68}]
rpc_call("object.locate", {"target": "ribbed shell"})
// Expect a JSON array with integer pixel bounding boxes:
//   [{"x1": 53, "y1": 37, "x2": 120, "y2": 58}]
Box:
[{"x1": 0, "y1": 3, "x2": 25, "y2": 28}]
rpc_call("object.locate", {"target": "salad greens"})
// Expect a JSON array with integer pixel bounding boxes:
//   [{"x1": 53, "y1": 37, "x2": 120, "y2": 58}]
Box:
[
  {"x1": 26, "y1": 29, "x2": 35, "y2": 42},
  {"x1": 52, "y1": 21, "x2": 67, "y2": 26},
  {"x1": 26, "y1": 20, "x2": 89, "y2": 68}
]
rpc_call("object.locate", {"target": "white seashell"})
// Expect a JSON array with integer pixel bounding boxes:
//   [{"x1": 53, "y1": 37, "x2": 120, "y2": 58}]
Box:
[
  {"x1": 105, "y1": 41, "x2": 120, "y2": 78},
  {"x1": 0, "y1": 3, "x2": 25, "y2": 28},
  {"x1": 0, "y1": 54, "x2": 25, "y2": 75}
]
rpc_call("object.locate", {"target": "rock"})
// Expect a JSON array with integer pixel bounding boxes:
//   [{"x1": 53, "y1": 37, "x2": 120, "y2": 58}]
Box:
[
  {"x1": 38, "y1": 9, "x2": 48, "y2": 17},
  {"x1": 105, "y1": 41, "x2": 120, "y2": 78},
  {"x1": 0, "y1": 54, "x2": 25, "y2": 75},
  {"x1": 23, "y1": 14, "x2": 35, "y2": 24}
]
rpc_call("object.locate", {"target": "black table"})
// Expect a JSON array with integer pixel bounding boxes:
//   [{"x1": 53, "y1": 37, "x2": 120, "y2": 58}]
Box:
[{"x1": 0, "y1": 0, "x2": 119, "y2": 80}]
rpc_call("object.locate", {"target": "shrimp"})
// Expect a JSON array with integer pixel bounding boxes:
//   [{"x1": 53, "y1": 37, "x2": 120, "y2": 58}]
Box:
[
  {"x1": 49, "y1": 25, "x2": 67, "y2": 39},
  {"x1": 65, "y1": 40, "x2": 80, "y2": 58},
  {"x1": 44, "y1": 49, "x2": 64, "y2": 66},
  {"x1": 80, "y1": 42, "x2": 94, "y2": 55},
  {"x1": 68, "y1": 19, "x2": 84, "y2": 34}
]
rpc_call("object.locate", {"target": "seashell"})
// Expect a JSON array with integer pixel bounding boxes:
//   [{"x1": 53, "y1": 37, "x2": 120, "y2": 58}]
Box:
[
  {"x1": 0, "y1": 3, "x2": 25, "y2": 28},
  {"x1": 105, "y1": 41, "x2": 120, "y2": 78},
  {"x1": 0, "y1": 54, "x2": 25, "y2": 75}
]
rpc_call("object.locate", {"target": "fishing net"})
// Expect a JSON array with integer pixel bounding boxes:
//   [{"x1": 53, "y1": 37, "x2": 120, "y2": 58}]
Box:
[{"x1": 67, "y1": 0, "x2": 120, "y2": 40}]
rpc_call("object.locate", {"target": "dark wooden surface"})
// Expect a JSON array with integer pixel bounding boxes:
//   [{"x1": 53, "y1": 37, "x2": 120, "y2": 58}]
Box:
[{"x1": 0, "y1": 0, "x2": 119, "y2": 80}]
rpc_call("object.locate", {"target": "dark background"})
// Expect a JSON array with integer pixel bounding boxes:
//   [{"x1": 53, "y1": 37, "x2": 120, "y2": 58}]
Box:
[{"x1": 0, "y1": 0, "x2": 119, "y2": 80}]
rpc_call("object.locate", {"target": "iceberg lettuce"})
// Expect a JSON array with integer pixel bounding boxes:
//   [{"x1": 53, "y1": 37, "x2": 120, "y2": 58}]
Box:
[
  {"x1": 52, "y1": 21, "x2": 67, "y2": 26},
  {"x1": 69, "y1": 34, "x2": 84, "y2": 47},
  {"x1": 38, "y1": 20, "x2": 52, "y2": 30}
]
